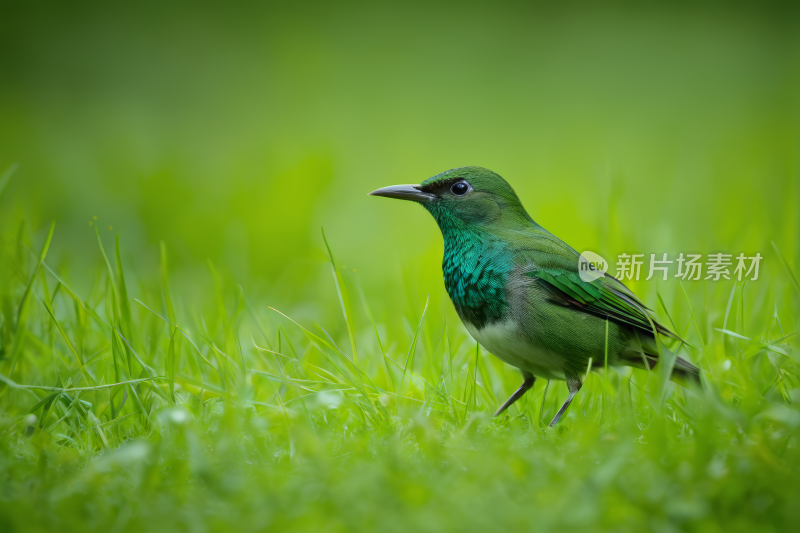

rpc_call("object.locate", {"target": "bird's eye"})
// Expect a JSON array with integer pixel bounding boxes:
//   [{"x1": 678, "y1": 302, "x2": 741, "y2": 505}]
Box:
[{"x1": 450, "y1": 181, "x2": 470, "y2": 196}]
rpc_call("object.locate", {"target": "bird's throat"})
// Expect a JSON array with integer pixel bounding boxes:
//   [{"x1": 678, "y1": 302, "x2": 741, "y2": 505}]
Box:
[{"x1": 439, "y1": 223, "x2": 510, "y2": 331}]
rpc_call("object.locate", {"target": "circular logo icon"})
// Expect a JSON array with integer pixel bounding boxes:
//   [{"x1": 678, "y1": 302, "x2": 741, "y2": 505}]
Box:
[{"x1": 578, "y1": 251, "x2": 608, "y2": 282}]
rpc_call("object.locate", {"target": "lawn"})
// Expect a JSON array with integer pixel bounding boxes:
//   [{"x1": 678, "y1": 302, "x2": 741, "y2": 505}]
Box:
[{"x1": 1, "y1": 2, "x2": 799, "y2": 532}]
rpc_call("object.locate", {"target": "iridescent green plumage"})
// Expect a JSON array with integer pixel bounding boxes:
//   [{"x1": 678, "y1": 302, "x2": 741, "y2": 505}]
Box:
[
  {"x1": 371, "y1": 166, "x2": 700, "y2": 425},
  {"x1": 438, "y1": 223, "x2": 510, "y2": 329}
]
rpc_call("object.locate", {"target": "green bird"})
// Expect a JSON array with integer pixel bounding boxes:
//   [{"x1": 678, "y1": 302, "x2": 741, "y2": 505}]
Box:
[{"x1": 370, "y1": 166, "x2": 699, "y2": 426}]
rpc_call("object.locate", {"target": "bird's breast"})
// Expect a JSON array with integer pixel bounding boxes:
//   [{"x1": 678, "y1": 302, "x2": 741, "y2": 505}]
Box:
[{"x1": 442, "y1": 241, "x2": 509, "y2": 330}]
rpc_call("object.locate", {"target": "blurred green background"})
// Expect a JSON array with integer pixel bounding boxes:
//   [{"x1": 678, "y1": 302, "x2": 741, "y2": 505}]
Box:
[
  {"x1": 2, "y1": 2, "x2": 800, "y2": 531},
  {"x1": 2, "y1": 0, "x2": 798, "y2": 315}
]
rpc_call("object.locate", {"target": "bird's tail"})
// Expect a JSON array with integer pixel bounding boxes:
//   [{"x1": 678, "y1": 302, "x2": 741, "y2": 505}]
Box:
[
  {"x1": 620, "y1": 335, "x2": 702, "y2": 387},
  {"x1": 670, "y1": 354, "x2": 701, "y2": 387}
]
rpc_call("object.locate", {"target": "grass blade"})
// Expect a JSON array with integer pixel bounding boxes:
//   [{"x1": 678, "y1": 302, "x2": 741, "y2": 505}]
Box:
[
  {"x1": 159, "y1": 241, "x2": 176, "y2": 323},
  {"x1": 115, "y1": 234, "x2": 134, "y2": 334},
  {"x1": 15, "y1": 221, "x2": 55, "y2": 329},
  {"x1": 167, "y1": 327, "x2": 178, "y2": 402},
  {"x1": 357, "y1": 281, "x2": 396, "y2": 392},
  {"x1": 771, "y1": 241, "x2": 800, "y2": 295},
  {"x1": 321, "y1": 228, "x2": 359, "y2": 366},
  {"x1": 397, "y1": 296, "x2": 428, "y2": 410}
]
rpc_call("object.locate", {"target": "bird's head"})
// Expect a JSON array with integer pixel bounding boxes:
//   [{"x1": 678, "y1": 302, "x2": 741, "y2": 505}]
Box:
[{"x1": 369, "y1": 166, "x2": 532, "y2": 230}]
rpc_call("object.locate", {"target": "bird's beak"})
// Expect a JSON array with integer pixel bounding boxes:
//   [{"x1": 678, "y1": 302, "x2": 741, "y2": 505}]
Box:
[{"x1": 368, "y1": 184, "x2": 436, "y2": 203}]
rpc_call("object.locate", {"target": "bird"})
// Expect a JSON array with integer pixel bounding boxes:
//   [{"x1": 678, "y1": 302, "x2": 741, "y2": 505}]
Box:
[{"x1": 369, "y1": 166, "x2": 700, "y2": 426}]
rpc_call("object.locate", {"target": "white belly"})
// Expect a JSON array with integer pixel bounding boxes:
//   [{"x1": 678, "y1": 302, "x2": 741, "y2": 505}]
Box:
[{"x1": 464, "y1": 319, "x2": 566, "y2": 381}]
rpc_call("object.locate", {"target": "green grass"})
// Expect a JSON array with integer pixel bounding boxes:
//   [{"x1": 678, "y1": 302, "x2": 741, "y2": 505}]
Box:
[
  {"x1": 2, "y1": 3, "x2": 800, "y2": 531},
  {"x1": 1, "y1": 212, "x2": 799, "y2": 532}
]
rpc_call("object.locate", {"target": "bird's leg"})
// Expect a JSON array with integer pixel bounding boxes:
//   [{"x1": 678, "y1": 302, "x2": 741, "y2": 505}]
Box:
[
  {"x1": 548, "y1": 374, "x2": 582, "y2": 427},
  {"x1": 494, "y1": 370, "x2": 535, "y2": 416}
]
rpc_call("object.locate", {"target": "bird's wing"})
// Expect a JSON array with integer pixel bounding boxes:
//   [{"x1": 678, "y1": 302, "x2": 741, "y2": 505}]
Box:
[{"x1": 515, "y1": 233, "x2": 681, "y2": 340}]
